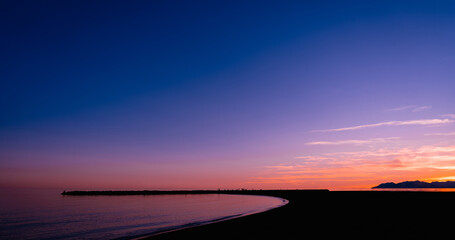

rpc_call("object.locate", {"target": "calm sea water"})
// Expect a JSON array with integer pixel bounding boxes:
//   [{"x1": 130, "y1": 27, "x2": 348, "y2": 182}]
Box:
[{"x1": 0, "y1": 189, "x2": 287, "y2": 239}]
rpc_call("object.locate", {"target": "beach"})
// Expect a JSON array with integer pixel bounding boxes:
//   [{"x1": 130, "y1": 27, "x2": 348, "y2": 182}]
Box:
[{"x1": 147, "y1": 190, "x2": 455, "y2": 240}]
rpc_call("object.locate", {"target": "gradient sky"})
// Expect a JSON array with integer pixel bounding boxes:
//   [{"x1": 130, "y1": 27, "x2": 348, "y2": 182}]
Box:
[{"x1": 1, "y1": 0, "x2": 455, "y2": 189}]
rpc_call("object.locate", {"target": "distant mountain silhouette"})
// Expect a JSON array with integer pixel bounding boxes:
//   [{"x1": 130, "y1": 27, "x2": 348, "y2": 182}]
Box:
[{"x1": 373, "y1": 180, "x2": 455, "y2": 188}]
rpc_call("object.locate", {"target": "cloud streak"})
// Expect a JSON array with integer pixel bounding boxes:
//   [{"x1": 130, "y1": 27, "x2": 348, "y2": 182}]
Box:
[
  {"x1": 425, "y1": 131, "x2": 455, "y2": 136},
  {"x1": 313, "y1": 118, "x2": 452, "y2": 132},
  {"x1": 306, "y1": 137, "x2": 399, "y2": 146},
  {"x1": 386, "y1": 105, "x2": 431, "y2": 112}
]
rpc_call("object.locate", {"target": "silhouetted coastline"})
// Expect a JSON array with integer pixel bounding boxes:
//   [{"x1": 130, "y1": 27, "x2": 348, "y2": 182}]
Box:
[
  {"x1": 62, "y1": 189, "x2": 455, "y2": 239},
  {"x1": 61, "y1": 189, "x2": 328, "y2": 196},
  {"x1": 143, "y1": 190, "x2": 455, "y2": 240},
  {"x1": 372, "y1": 180, "x2": 455, "y2": 188}
]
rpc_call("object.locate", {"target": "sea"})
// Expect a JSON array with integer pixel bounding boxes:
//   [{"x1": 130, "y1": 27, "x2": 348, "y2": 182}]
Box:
[{"x1": 0, "y1": 188, "x2": 287, "y2": 239}]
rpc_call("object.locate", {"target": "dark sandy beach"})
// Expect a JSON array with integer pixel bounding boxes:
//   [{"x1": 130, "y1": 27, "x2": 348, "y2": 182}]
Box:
[{"x1": 146, "y1": 190, "x2": 455, "y2": 240}]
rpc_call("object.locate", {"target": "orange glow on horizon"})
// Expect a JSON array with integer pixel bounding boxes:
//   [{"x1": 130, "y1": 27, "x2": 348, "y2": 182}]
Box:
[{"x1": 250, "y1": 145, "x2": 455, "y2": 189}]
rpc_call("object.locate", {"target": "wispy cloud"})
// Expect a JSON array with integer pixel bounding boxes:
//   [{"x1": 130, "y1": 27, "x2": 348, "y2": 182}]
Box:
[
  {"x1": 313, "y1": 118, "x2": 453, "y2": 132},
  {"x1": 306, "y1": 137, "x2": 399, "y2": 146},
  {"x1": 387, "y1": 105, "x2": 416, "y2": 111},
  {"x1": 442, "y1": 114, "x2": 455, "y2": 119},
  {"x1": 386, "y1": 105, "x2": 431, "y2": 112},
  {"x1": 425, "y1": 132, "x2": 455, "y2": 136},
  {"x1": 412, "y1": 106, "x2": 432, "y2": 112}
]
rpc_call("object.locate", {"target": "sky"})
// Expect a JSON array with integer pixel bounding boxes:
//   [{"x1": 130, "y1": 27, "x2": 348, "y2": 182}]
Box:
[{"x1": 1, "y1": 0, "x2": 455, "y2": 190}]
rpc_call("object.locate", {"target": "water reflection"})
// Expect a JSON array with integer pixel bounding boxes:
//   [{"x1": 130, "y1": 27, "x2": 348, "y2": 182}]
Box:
[{"x1": 0, "y1": 189, "x2": 286, "y2": 239}]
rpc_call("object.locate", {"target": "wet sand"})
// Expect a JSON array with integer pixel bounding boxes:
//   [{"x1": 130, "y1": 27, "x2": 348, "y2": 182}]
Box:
[{"x1": 146, "y1": 190, "x2": 455, "y2": 240}]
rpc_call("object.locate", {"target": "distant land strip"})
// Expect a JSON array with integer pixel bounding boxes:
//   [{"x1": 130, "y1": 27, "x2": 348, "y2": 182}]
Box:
[
  {"x1": 61, "y1": 189, "x2": 329, "y2": 196},
  {"x1": 373, "y1": 180, "x2": 455, "y2": 189}
]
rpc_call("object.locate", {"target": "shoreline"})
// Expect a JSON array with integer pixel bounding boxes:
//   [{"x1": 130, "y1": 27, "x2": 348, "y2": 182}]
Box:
[
  {"x1": 63, "y1": 190, "x2": 293, "y2": 239},
  {"x1": 142, "y1": 190, "x2": 455, "y2": 239},
  {"x1": 130, "y1": 196, "x2": 288, "y2": 240},
  {"x1": 62, "y1": 189, "x2": 455, "y2": 239}
]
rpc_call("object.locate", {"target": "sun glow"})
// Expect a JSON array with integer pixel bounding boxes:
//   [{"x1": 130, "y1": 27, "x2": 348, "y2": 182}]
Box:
[
  {"x1": 426, "y1": 176, "x2": 455, "y2": 182},
  {"x1": 253, "y1": 145, "x2": 455, "y2": 189}
]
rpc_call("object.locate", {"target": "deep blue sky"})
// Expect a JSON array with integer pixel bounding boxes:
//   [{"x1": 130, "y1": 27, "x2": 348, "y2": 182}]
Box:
[
  {"x1": 3, "y1": 0, "x2": 453, "y2": 127},
  {"x1": 1, "y1": 1, "x2": 455, "y2": 189},
  {"x1": 2, "y1": 0, "x2": 320, "y2": 127}
]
